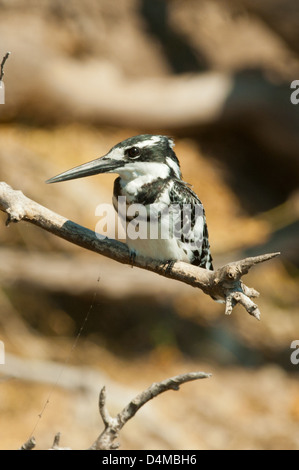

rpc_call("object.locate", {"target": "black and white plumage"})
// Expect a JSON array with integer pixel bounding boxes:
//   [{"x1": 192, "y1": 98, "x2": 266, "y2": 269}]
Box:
[{"x1": 47, "y1": 134, "x2": 213, "y2": 270}]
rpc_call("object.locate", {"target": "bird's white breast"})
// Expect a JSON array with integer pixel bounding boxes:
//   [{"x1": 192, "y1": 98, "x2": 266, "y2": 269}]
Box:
[{"x1": 117, "y1": 162, "x2": 170, "y2": 198}]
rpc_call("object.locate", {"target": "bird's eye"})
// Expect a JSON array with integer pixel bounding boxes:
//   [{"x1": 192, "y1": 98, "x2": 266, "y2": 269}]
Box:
[{"x1": 127, "y1": 146, "x2": 141, "y2": 159}]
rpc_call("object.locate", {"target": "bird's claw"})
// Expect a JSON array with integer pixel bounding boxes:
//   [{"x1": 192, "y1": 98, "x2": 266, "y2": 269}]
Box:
[
  {"x1": 164, "y1": 259, "x2": 175, "y2": 275},
  {"x1": 129, "y1": 249, "x2": 137, "y2": 267}
]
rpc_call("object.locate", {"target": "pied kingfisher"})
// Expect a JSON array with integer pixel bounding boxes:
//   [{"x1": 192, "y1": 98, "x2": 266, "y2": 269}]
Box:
[{"x1": 47, "y1": 135, "x2": 213, "y2": 270}]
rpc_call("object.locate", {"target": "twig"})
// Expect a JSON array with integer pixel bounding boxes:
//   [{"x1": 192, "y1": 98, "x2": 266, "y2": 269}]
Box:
[
  {"x1": 6, "y1": 352, "x2": 184, "y2": 449},
  {"x1": 18, "y1": 371, "x2": 210, "y2": 450},
  {"x1": 90, "y1": 371, "x2": 211, "y2": 450},
  {"x1": 0, "y1": 182, "x2": 280, "y2": 318},
  {"x1": 19, "y1": 436, "x2": 36, "y2": 450},
  {"x1": 49, "y1": 432, "x2": 71, "y2": 450},
  {"x1": 0, "y1": 52, "x2": 10, "y2": 81}
]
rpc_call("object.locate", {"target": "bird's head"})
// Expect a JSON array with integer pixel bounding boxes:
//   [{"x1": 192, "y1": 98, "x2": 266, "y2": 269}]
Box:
[{"x1": 46, "y1": 135, "x2": 182, "y2": 185}]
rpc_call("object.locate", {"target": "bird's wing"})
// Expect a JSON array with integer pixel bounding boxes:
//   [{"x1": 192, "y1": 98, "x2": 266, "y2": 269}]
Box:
[{"x1": 169, "y1": 179, "x2": 213, "y2": 270}]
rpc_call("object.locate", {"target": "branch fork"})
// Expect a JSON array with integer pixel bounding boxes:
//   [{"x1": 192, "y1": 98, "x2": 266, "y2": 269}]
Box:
[
  {"x1": 0, "y1": 182, "x2": 280, "y2": 319},
  {"x1": 90, "y1": 371, "x2": 211, "y2": 450},
  {"x1": 19, "y1": 371, "x2": 211, "y2": 450}
]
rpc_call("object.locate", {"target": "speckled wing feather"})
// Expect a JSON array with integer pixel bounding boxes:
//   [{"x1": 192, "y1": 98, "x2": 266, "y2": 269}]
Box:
[{"x1": 169, "y1": 179, "x2": 213, "y2": 270}]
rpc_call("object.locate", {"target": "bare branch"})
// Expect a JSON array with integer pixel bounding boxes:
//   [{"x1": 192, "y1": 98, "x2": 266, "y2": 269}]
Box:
[
  {"x1": 48, "y1": 432, "x2": 72, "y2": 450},
  {"x1": 0, "y1": 182, "x2": 280, "y2": 318},
  {"x1": 98, "y1": 387, "x2": 112, "y2": 427},
  {"x1": 225, "y1": 291, "x2": 260, "y2": 320},
  {"x1": 0, "y1": 52, "x2": 10, "y2": 81},
  {"x1": 90, "y1": 371, "x2": 211, "y2": 450},
  {"x1": 19, "y1": 436, "x2": 36, "y2": 450},
  {"x1": 52, "y1": 432, "x2": 61, "y2": 448},
  {"x1": 17, "y1": 371, "x2": 210, "y2": 450}
]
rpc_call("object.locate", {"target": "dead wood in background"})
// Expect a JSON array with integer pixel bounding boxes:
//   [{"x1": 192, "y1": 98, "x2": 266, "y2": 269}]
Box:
[
  {"x1": 0, "y1": 52, "x2": 10, "y2": 81},
  {"x1": 4, "y1": 353, "x2": 197, "y2": 449},
  {"x1": 18, "y1": 372, "x2": 210, "y2": 450}
]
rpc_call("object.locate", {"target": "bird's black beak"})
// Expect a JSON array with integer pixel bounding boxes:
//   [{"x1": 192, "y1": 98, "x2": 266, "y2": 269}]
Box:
[{"x1": 46, "y1": 156, "x2": 123, "y2": 184}]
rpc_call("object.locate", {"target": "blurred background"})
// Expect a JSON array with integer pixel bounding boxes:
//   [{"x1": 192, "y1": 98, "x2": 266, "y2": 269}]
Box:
[{"x1": 0, "y1": 0, "x2": 299, "y2": 450}]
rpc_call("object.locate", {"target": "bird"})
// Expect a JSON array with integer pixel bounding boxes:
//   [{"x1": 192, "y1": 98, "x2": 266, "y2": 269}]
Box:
[{"x1": 46, "y1": 134, "x2": 213, "y2": 270}]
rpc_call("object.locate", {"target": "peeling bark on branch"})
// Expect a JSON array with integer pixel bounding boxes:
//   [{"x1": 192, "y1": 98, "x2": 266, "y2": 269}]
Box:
[{"x1": 0, "y1": 182, "x2": 280, "y2": 319}]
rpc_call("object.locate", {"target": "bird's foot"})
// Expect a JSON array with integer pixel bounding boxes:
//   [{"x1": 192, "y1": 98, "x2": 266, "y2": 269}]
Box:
[
  {"x1": 129, "y1": 248, "x2": 137, "y2": 267},
  {"x1": 163, "y1": 259, "x2": 175, "y2": 275}
]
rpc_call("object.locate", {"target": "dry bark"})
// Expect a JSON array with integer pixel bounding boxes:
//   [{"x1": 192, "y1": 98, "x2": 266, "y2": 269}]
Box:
[
  {"x1": 0, "y1": 182, "x2": 280, "y2": 319},
  {"x1": 90, "y1": 372, "x2": 211, "y2": 450},
  {"x1": 18, "y1": 372, "x2": 210, "y2": 450}
]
